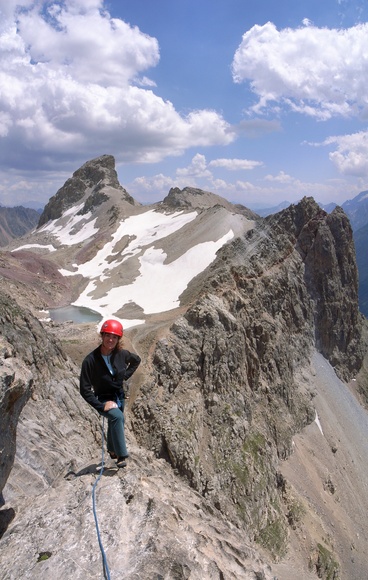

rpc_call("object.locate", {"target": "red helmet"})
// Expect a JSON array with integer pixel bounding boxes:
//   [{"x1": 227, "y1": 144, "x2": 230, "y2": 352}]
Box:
[{"x1": 100, "y1": 319, "x2": 123, "y2": 337}]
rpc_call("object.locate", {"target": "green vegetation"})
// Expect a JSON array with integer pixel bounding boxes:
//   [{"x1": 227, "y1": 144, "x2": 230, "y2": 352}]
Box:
[
  {"x1": 256, "y1": 519, "x2": 288, "y2": 559},
  {"x1": 37, "y1": 551, "x2": 52, "y2": 562},
  {"x1": 287, "y1": 497, "x2": 306, "y2": 529},
  {"x1": 315, "y1": 543, "x2": 340, "y2": 580},
  {"x1": 229, "y1": 430, "x2": 289, "y2": 558},
  {"x1": 231, "y1": 431, "x2": 266, "y2": 488}
]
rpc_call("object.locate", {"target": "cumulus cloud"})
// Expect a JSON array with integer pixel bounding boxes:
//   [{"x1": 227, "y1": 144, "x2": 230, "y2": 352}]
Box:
[
  {"x1": 321, "y1": 130, "x2": 368, "y2": 176},
  {"x1": 132, "y1": 174, "x2": 177, "y2": 194},
  {"x1": 128, "y1": 151, "x2": 362, "y2": 207},
  {"x1": 129, "y1": 153, "x2": 264, "y2": 202},
  {"x1": 176, "y1": 153, "x2": 262, "y2": 179},
  {"x1": 176, "y1": 154, "x2": 212, "y2": 178},
  {"x1": 264, "y1": 171, "x2": 295, "y2": 183},
  {"x1": 232, "y1": 21, "x2": 368, "y2": 120},
  {"x1": 0, "y1": 0, "x2": 234, "y2": 174}
]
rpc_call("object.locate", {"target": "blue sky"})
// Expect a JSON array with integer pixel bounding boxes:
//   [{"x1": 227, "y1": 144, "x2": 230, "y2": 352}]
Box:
[{"x1": 0, "y1": 0, "x2": 368, "y2": 209}]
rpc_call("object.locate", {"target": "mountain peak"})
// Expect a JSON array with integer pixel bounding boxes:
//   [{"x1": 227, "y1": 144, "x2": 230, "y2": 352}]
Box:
[
  {"x1": 163, "y1": 186, "x2": 236, "y2": 211},
  {"x1": 38, "y1": 154, "x2": 137, "y2": 227}
]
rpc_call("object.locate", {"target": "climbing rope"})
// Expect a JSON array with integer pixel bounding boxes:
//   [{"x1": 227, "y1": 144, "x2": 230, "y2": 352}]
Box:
[{"x1": 92, "y1": 416, "x2": 111, "y2": 580}]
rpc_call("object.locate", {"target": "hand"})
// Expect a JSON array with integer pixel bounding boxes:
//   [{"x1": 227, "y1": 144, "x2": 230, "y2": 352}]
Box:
[{"x1": 104, "y1": 400, "x2": 118, "y2": 411}]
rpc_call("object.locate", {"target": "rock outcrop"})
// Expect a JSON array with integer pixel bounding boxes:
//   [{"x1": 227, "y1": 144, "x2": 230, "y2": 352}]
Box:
[
  {"x1": 130, "y1": 197, "x2": 365, "y2": 559},
  {"x1": 0, "y1": 290, "x2": 83, "y2": 500},
  {"x1": 0, "y1": 294, "x2": 33, "y2": 496},
  {"x1": 163, "y1": 186, "x2": 258, "y2": 220},
  {"x1": 38, "y1": 154, "x2": 137, "y2": 227}
]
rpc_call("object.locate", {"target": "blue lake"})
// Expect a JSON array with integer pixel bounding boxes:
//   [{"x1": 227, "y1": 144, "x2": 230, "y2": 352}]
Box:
[{"x1": 48, "y1": 305, "x2": 102, "y2": 323}]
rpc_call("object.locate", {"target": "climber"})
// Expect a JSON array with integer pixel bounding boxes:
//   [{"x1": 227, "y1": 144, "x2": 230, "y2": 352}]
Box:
[{"x1": 80, "y1": 318, "x2": 141, "y2": 468}]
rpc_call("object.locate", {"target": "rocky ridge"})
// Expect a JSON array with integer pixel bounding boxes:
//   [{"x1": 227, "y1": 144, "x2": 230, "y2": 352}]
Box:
[
  {"x1": 0, "y1": 291, "x2": 275, "y2": 580},
  {"x1": 129, "y1": 197, "x2": 365, "y2": 565},
  {"x1": 0, "y1": 155, "x2": 367, "y2": 579}
]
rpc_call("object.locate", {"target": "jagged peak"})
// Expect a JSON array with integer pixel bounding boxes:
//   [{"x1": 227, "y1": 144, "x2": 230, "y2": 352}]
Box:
[{"x1": 37, "y1": 155, "x2": 138, "y2": 227}]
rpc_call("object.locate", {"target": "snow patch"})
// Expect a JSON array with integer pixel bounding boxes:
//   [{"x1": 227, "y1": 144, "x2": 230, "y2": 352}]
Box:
[
  {"x1": 40, "y1": 204, "x2": 98, "y2": 246},
  {"x1": 73, "y1": 230, "x2": 234, "y2": 321},
  {"x1": 315, "y1": 411, "x2": 324, "y2": 435},
  {"x1": 12, "y1": 244, "x2": 57, "y2": 252}
]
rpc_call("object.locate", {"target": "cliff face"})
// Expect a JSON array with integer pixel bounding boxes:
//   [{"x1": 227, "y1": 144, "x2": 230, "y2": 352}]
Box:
[
  {"x1": 0, "y1": 291, "x2": 86, "y2": 500},
  {"x1": 269, "y1": 200, "x2": 363, "y2": 378},
  {"x1": 0, "y1": 294, "x2": 33, "y2": 495},
  {"x1": 130, "y1": 197, "x2": 364, "y2": 557}
]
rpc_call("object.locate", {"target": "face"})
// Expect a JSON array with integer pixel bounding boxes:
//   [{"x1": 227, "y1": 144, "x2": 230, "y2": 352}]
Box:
[{"x1": 101, "y1": 332, "x2": 119, "y2": 352}]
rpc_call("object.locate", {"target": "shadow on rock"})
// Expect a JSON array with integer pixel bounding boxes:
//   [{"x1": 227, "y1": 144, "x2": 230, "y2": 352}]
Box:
[
  {"x1": 0, "y1": 507, "x2": 15, "y2": 539},
  {"x1": 64, "y1": 462, "x2": 118, "y2": 479}
]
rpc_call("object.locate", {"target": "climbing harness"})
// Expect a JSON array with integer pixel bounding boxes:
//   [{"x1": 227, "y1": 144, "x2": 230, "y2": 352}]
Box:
[{"x1": 92, "y1": 416, "x2": 111, "y2": 580}]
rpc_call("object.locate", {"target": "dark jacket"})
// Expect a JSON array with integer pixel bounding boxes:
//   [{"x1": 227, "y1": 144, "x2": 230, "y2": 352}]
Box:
[{"x1": 80, "y1": 346, "x2": 141, "y2": 412}]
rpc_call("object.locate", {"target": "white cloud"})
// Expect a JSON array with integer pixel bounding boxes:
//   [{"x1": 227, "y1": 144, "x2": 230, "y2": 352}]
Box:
[
  {"x1": 264, "y1": 171, "x2": 295, "y2": 183},
  {"x1": 127, "y1": 150, "x2": 363, "y2": 207},
  {"x1": 0, "y1": 1, "x2": 234, "y2": 175},
  {"x1": 209, "y1": 158, "x2": 262, "y2": 171},
  {"x1": 17, "y1": 2, "x2": 159, "y2": 86},
  {"x1": 130, "y1": 153, "x2": 262, "y2": 200},
  {"x1": 232, "y1": 21, "x2": 368, "y2": 120},
  {"x1": 176, "y1": 153, "x2": 212, "y2": 178},
  {"x1": 322, "y1": 130, "x2": 368, "y2": 177},
  {"x1": 132, "y1": 174, "x2": 177, "y2": 193},
  {"x1": 0, "y1": 0, "x2": 33, "y2": 20}
]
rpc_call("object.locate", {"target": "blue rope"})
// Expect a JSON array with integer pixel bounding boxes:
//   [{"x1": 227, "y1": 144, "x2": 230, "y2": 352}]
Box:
[{"x1": 92, "y1": 416, "x2": 111, "y2": 580}]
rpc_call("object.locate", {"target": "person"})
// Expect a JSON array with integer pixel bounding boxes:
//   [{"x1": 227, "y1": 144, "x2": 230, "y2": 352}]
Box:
[{"x1": 80, "y1": 319, "x2": 141, "y2": 468}]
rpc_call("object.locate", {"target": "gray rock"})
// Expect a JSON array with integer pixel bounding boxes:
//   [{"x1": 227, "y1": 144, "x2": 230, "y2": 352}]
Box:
[
  {"x1": 130, "y1": 196, "x2": 365, "y2": 561},
  {"x1": 38, "y1": 154, "x2": 137, "y2": 227}
]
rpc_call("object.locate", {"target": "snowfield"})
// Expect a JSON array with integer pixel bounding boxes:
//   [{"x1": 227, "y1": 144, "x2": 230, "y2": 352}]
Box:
[{"x1": 16, "y1": 207, "x2": 235, "y2": 328}]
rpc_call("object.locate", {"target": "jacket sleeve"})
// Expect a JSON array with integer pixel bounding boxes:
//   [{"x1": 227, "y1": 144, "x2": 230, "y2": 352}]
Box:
[
  {"x1": 80, "y1": 356, "x2": 105, "y2": 412},
  {"x1": 124, "y1": 351, "x2": 141, "y2": 380}
]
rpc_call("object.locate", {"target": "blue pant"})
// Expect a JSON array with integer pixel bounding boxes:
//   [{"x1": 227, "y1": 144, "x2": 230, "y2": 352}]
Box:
[{"x1": 99, "y1": 406, "x2": 128, "y2": 458}]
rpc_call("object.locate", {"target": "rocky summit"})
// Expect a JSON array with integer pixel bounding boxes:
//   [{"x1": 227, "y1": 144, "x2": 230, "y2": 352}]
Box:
[{"x1": 0, "y1": 155, "x2": 367, "y2": 580}]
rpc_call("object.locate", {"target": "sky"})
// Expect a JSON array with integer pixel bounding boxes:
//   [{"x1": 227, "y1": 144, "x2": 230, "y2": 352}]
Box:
[{"x1": 1, "y1": 0, "x2": 368, "y2": 210}]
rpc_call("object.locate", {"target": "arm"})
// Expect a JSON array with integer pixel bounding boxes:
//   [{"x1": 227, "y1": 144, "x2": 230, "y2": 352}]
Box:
[
  {"x1": 124, "y1": 352, "x2": 141, "y2": 380},
  {"x1": 79, "y1": 356, "x2": 105, "y2": 412}
]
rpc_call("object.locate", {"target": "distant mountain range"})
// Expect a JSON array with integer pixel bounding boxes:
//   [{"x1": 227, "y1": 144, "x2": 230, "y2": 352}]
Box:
[
  {"x1": 337, "y1": 192, "x2": 368, "y2": 317},
  {"x1": 2, "y1": 178, "x2": 368, "y2": 317},
  {"x1": 0, "y1": 205, "x2": 40, "y2": 246},
  {"x1": 341, "y1": 190, "x2": 368, "y2": 232}
]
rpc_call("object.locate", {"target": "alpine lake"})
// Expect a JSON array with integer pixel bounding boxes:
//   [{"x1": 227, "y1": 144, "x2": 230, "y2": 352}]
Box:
[{"x1": 48, "y1": 305, "x2": 102, "y2": 324}]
